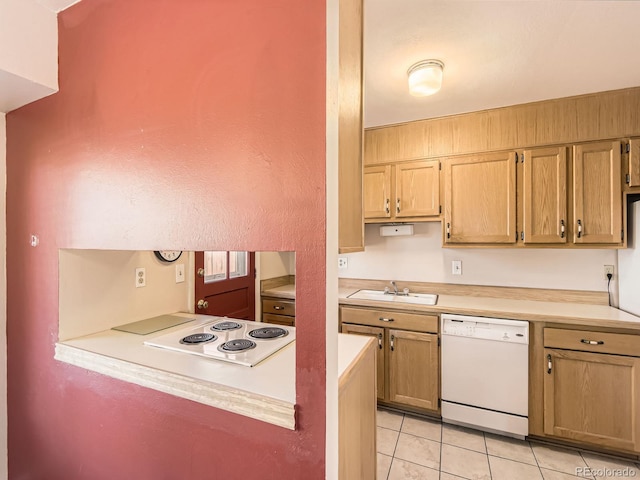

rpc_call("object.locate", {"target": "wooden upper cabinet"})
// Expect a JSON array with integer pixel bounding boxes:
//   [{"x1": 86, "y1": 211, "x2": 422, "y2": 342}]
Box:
[
  {"x1": 337, "y1": 0, "x2": 364, "y2": 254},
  {"x1": 388, "y1": 330, "x2": 439, "y2": 411},
  {"x1": 363, "y1": 165, "x2": 392, "y2": 219},
  {"x1": 444, "y1": 151, "x2": 517, "y2": 244},
  {"x1": 572, "y1": 141, "x2": 622, "y2": 244},
  {"x1": 522, "y1": 147, "x2": 567, "y2": 244},
  {"x1": 396, "y1": 160, "x2": 440, "y2": 218},
  {"x1": 629, "y1": 138, "x2": 640, "y2": 188},
  {"x1": 544, "y1": 348, "x2": 640, "y2": 452},
  {"x1": 364, "y1": 160, "x2": 440, "y2": 222}
]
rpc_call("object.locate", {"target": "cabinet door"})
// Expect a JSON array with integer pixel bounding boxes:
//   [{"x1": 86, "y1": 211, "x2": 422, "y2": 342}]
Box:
[
  {"x1": 395, "y1": 160, "x2": 440, "y2": 218},
  {"x1": 544, "y1": 348, "x2": 640, "y2": 452},
  {"x1": 341, "y1": 323, "x2": 385, "y2": 401},
  {"x1": 444, "y1": 152, "x2": 517, "y2": 243},
  {"x1": 388, "y1": 330, "x2": 439, "y2": 411},
  {"x1": 363, "y1": 165, "x2": 392, "y2": 219},
  {"x1": 629, "y1": 138, "x2": 640, "y2": 187},
  {"x1": 522, "y1": 147, "x2": 567, "y2": 244},
  {"x1": 573, "y1": 141, "x2": 622, "y2": 244}
]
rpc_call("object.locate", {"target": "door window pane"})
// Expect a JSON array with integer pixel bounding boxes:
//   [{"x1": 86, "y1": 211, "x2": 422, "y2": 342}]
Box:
[
  {"x1": 203, "y1": 251, "x2": 227, "y2": 283},
  {"x1": 203, "y1": 251, "x2": 249, "y2": 283}
]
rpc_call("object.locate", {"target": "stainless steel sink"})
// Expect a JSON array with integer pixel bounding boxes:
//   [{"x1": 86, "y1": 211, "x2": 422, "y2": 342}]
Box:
[{"x1": 347, "y1": 289, "x2": 438, "y2": 305}]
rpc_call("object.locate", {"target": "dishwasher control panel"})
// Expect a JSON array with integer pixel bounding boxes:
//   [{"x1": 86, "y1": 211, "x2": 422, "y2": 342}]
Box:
[{"x1": 441, "y1": 314, "x2": 529, "y2": 344}]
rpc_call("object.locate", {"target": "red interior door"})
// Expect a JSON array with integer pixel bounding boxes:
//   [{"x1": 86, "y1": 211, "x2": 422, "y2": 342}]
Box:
[{"x1": 194, "y1": 251, "x2": 256, "y2": 320}]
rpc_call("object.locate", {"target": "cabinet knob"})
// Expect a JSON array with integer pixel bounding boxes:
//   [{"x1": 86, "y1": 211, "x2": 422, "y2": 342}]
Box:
[
  {"x1": 446, "y1": 223, "x2": 451, "y2": 239},
  {"x1": 547, "y1": 354, "x2": 552, "y2": 374},
  {"x1": 390, "y1": 334, "x2": 395, "y2": 351},
  {"x1": 396, "y1": 198, "x2": 401, "y2": 214},
  {"x1": 197, "y1": 268, "x2": 205, "y2": 278},
  {"x1": 385, "y1": 199, "x2": 390, "y2": 214},
  {"x1": 377, "y1": 333, "x2": 383, "y2": 349},
  {"x1": 197, "y1": 299, "x2": 209, "y2": 310},
  {"x1": 560, "y1": 220, "x2": 565, "y2": 238},
  {"x1": 577, "y1": 219, "x2": 583, "y2": 238},
  {"x1": 378, "y1": 317, "x2": 394, "y2": 322},
  {"x1": 273, "y1": 305, "x2": 284, "y2": 311},
  {"x1": 580, "y1": 339, "x2": 604, "y2": 345}
]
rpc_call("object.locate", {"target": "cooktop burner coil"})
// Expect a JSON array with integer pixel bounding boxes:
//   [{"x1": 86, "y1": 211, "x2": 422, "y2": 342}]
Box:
[
  {"x1": 210, "y1": 321, "x2": 242, "y2": 331},
  {"x1": 248, "y1": 327, "x2": 288, "y2": 340},
  {"x1": 218, "y1": 339, "x2": 257, "y2": 353},
  {"x1": 180, "y1": 333, "x2": 217, "y2": 345}
]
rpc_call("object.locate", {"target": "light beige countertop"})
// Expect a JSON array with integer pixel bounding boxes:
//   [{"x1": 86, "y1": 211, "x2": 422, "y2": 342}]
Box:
[
  {"x1": 261, "y1": 284, "x2": 296, "y2": 300},
  {"x1": 55, "y1": 312, "x2": 370, "y2": 430},
  {"x1": 338, "y1": 287, "x2": 640, "y2": 331}
]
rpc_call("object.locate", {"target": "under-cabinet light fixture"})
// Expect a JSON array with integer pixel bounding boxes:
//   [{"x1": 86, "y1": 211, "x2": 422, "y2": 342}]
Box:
[{"x1": 407, "y1": 60, "x2": 444, "y2": 97}]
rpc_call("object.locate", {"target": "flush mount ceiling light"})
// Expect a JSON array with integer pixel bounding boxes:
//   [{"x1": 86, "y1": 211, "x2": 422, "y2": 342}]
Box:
[{"x1": 407, "y1": 60, "x2": 444, "y2": 97}]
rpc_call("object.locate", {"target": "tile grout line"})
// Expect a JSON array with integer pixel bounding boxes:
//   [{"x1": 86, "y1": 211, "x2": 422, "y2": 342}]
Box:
[
  {"x1": 438, "y1": 421, "x2": 443, "y2": 480},
  {"x1": 483, "y1": 432, "x2": 493, "y2": 480}
]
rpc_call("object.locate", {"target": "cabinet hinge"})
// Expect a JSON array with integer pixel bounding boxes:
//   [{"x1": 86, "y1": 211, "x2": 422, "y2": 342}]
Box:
[
  {"x1": 516, "y1": 231, "x2": 518, "y2": 241},
  {"x1": 439, "y1": 162, "x2": 442, "y2": 171},
  {"x1": 626, "y1": 173, "x2": 631, "y2": 184},
  {"x1": 437, "y1": 337, "x2": 441, "y2": 347},
  {"x1": 521, "y1": 231, "x2": 524, "y2": 241},
  {"x1": 439, "y1": 205, "x2": 442, "y2": 214},
  {"x1": 521, "y1": 152, "x2": 525, "y2": 163}
]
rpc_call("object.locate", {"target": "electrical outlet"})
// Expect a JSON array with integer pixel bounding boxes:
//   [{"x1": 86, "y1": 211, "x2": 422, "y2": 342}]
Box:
[
  {"x1": 452, "y1": 260, "x2": 462, "y2": 275},
  {"x1": 338, "y1": 257, "x2": 348, "y2": 270},
  {"x1": 604, "y1": 265, "x2": 614, "y2": 279},
  {"x1": 135, "y1": 267, "x2": 146, "y2": 288},
  {"x1": 175, "y1": 263, "x2": 185, "y2": 283}
]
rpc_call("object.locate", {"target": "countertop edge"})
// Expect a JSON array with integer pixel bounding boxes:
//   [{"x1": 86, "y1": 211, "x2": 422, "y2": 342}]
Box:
[
  {"x1": 54, "y1": 343, "x2": 296, "y2": 430},
  {"x1": 338, "y1": 297, "x2": 640, "y2": 331}
]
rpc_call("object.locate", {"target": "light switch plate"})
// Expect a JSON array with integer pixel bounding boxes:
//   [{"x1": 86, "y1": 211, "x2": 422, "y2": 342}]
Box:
[
  {"x1": 452, "y1": 260, "x2": 462, "y2": 275},
  {"x1": 175, "y1": 263, "x2": 185, "y2": 283}
]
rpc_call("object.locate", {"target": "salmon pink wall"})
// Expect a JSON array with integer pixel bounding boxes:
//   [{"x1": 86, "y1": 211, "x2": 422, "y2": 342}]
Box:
[{"x1": 6, "y1": 1, "x2": 327, "y2": 478}]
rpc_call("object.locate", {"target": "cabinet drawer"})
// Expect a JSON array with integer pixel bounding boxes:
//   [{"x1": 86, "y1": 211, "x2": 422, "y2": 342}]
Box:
[
  {"x1": 340, "y1": 307, "x2": 437, "y2": 333},
  {"x1": 544, "y1": 328, "x2": 640, "y2": 357},
  {"x1": 263, "y1": 313, "x2": 295, "y2": 327},
  {"x1": 262, "y1": 298, "x2": 295, "y2": 316}
]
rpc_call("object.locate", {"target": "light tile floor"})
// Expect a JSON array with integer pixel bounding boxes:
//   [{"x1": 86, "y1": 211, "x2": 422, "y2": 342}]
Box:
[{"x1": 376, "y1": 408, "x2": 640, "y2": 480}]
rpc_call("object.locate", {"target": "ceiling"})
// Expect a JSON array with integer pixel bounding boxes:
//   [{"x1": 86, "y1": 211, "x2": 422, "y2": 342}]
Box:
[
  {"x1": 30, "y1": 1, "x2": 640, "y2": 128},
  {"x1": 364, "y1": 0, "x2": 640, "y2": 127}
]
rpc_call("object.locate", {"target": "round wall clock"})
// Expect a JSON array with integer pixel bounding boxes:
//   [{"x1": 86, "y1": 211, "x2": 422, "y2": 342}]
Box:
[{"x1": 154, "y1": 250, "x2": 183, "y2": 263}]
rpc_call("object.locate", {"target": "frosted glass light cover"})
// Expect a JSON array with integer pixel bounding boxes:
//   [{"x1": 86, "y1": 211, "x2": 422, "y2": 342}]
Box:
[{"x1": 408, "y1": 60, "x2": 444, "y2": 96}]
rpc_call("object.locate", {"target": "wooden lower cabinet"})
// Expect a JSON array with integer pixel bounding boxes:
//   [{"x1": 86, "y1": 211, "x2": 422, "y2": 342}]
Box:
[
  {"x1": 261, "y1": 297, "x2": 295, "y2": 326},
  {"x1": 542, "y1": 328, "x2": 640, "y2": 453},
  {"x1": 340, "y1": 307, "x2": 439, "y2": 414},
  {"x1": 388, "y1": 329, "x2": 439, "y2": 410},
  {"x1": 341, "y1": 323, "x2": 385, "y2": 400}
]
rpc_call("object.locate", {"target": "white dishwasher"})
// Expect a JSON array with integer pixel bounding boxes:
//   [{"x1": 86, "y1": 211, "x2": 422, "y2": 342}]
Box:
[{"x1": 441, "y1": 314, "x2": 529, "y2": 438}]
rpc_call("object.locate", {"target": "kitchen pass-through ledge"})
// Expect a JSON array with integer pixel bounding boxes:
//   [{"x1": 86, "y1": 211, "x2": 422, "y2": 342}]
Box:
[{"x1": 55, "y1": 313, "x2": 297, "y2": 430}]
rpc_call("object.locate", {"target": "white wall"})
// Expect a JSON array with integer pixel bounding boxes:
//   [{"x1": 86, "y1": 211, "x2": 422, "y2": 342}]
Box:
[
  {"x1": 58, "y1": 250, "x2": 191, "y2": 340},
  {"x1": 0, "y1": 0, "x2": 58, "y2": 112},
  {"x1": 340, "y1": 223, "x2": 619, "y2": 299},
  {"x1": 259, "y1": 251, "x2": 295, "y2": 279},
  {"x1": 619, "y1": 201, "x2": 640, "y2": 315},
  {"x1": 0, "y1": 112, "x2": 7, "y2": 479}
]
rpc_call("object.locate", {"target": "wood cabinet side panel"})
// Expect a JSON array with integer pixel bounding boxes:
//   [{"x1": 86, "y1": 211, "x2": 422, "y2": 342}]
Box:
[
  {"x1": 339, "y1": 340, "x2": 377, "y2": 480},
  {"x1": 337, "y1": 0, "x2": 364, "y2": 253}
]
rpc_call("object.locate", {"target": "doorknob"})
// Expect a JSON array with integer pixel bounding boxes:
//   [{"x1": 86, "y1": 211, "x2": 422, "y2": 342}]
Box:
[
  {"x1": 197, "y1": 299, "x2": 209, "y2": 309},
  {"x1": 197, "y1": 268, "x2": 205, "y2": 277}
]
